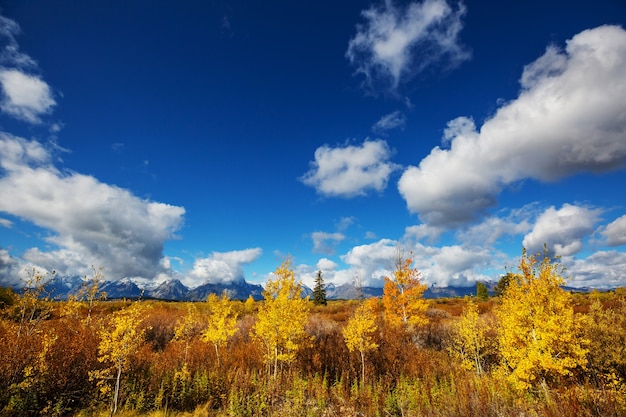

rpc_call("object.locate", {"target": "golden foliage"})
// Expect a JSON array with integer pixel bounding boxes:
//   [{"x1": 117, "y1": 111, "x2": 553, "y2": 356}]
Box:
[
  {"x1": 495, "y1": 249, "x2": 588, "y2": 390},
  {"x1": 449, "y1": 298, "x2": 487, "y2": 374},
  {"x1": 382, "y1": 257, "x2": 428, "y2": 328},
  {"x1": 201, "y1": 293, "x2": 238, "y2": 367},
  {"x1": 91, "y1": 302, "x2": 147, "y2": 415},
  {"x1": 585, "y1": 297, "x2": 626, "y2": 383},
  {"x1": 343, "y1": 298, "x2": 379, "y2": 354},
  {"x1": 343, "y1": 298, "x2": 379, "y2": 385},
  {"x1": 252, "y1": 258, "x2": 310, "y2": 379},
  {"x1": 62, "y1": 266, "x2": 107, "y2": 322}
]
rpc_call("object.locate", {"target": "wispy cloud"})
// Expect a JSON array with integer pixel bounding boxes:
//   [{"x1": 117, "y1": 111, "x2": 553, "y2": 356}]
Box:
[
  {"x1": 300, "y1": 139, "x2": 400, "y2": 198},
  {"x1": 346, "y1": 0, "x2": 469, "y2": 93},
  {"x1": 335, "y1": 216, "x2": 356, "y2": 231},
  {"x1": 311, "y1": 231, "x2": 345, "y2": 255},
  {"x1": 0, "y1": 217, "x2": 12, "y2": 228},
  {"x1": 0, "y1": 15, "x2": 56, "y2": 124},
  {"x1": 372, "y1": 110, "x2": 406, "y2": 134},
  {"x1": 0, "y1": 16, "x2": 36, "y2": 68},
  {"x1": 398, "y1": 25, "x2": 626, "y2": 227}
]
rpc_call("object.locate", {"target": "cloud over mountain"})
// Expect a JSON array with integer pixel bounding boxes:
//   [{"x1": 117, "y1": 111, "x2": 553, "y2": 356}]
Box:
[
  {"x1": 0, "y1": 134, "x2": 185, "y2": 281},
  {"x1": 188, "y1": 248, "x2": 262, "y2": 287}
]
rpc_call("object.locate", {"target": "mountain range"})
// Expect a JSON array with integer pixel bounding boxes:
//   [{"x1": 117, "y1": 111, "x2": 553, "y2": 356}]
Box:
[{"x1": 31, "y1": 275, "x2": 487, "y2": 301}]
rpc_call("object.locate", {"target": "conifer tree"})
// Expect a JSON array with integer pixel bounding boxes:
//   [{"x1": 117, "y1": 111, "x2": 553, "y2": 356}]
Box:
[
  {"x1": 476, "y1": 281, "x2": 489, "y2": 301},
  {"x1": 312, "y1": 270, "x2": 327, "y2": 306}
]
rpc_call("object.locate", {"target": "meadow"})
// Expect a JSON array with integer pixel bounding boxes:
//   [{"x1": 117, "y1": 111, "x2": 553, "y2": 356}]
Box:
[{"x1": 0, "y1": 256, "x2": 625, "y2": 417}]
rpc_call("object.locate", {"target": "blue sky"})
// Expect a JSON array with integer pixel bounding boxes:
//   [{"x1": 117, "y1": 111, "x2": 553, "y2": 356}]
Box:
[{"x1": 0, "y1": 0, "x2": 625, "y2": 290}]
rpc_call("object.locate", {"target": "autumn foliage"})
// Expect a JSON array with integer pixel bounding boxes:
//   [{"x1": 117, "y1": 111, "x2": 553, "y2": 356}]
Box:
[
  {"x1": 0, "y1": 253, "x2": 625, "y2": 416},
  {"x1": 382, "y1": 255, "x2": 428, "y2": 327}
]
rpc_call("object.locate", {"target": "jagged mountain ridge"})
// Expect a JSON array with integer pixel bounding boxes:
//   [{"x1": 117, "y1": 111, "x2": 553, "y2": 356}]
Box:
[
  {"x1": 35, "y1": 275, "x2": 546, "y2": 301},
  {"x1": 40, "y1": 276, "x2": 265, "y2": 301}
]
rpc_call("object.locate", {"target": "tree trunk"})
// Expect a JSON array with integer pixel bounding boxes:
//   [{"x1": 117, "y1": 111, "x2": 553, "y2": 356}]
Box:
[
  {"x1": 360, "y1": 350, "x2": 365, "y2": 386},
  {"x1": 214, "y1": 343, "x2": 221, "y2": 368},
  {"x1": 111, "y1": 362, "x2": 122, "y2": 417},
  {"x1": 273, "y1": 346, "x2": 278, "y2": 380}
]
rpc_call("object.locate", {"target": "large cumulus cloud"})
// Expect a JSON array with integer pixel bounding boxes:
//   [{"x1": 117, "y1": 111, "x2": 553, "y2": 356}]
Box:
[
  {"x1": 0, "y1": 134, "x2": 185, "y2": 281},
  {"x1": 398, "y1": 25, "x2": 626, "y2": 227}
]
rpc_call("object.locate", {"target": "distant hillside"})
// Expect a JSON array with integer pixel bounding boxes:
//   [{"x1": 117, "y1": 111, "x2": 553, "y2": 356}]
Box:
[{"x1": 22, "y1": 274, "x2": 595, "y2": 302}]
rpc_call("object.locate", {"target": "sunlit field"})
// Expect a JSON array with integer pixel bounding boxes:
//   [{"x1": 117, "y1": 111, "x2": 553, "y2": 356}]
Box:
[{"x1": 1, "y1": 255, "x2": 625, "y2": 417}]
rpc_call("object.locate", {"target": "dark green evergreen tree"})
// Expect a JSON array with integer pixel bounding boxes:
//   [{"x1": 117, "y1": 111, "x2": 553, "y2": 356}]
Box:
[
  {"x1": 312, "y1": 270, "x2": 327, "y2": 306},
  {"x1": 476, "y1": 281, "x2": 489, "y2": 301},
  {"x1": 495, "y1": 273, "x2": 514, "y2": 297}
]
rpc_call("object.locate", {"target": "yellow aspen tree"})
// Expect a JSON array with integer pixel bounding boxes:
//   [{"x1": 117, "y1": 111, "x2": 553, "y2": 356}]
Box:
[
  {"x1": 63, "y1": 266, "x2": 107, "y2": 322},
  {"x1": 17, "y1": 329, "x2": 57, "y2": 391},
  {"x1": 243, "y1": 294, "x2": 256, "y2": 315},
  {"x1": 495, "y1": 249, "x2": 588, "y2": 391},
  {"x1": 173, "y1": 304, "x2": 203, "y2": 369},
  {"x1": 201, "y1": 292, "x2": 239, "y2": 368},
  {"x1": 382, "y1": 256, "x2": 428, "y2": 328},
  {"x1": 91, "y1": 303, "x2": 147, "y2": 417},
  {"x1": 252, "y1": 258, "x2": 310, "y2": 379},
  {"x1": 449, "y1": 298, "x2": 486, "y2": 374},
  {"x1": 15, "y1": 268, "x2": 53, "y2": 338},
  {"x1": 343, "y1": 298, "x2": 379, "y2": 386},
  {"x1": 80, "y1": 266, "x2": 107, "y2": 321},
  {"x1": 585, "y1": 297, "x2": 626, "y2": 385}
]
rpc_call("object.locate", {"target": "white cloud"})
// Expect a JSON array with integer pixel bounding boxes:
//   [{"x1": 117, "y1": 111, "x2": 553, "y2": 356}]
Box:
[
  {"x1": 0, "y1": 248, "x2": 23, "y2": 286},
  {"x1": 346, "y1": 0, "x2": 469, "y2": 93},
  {"x1": 339, "y1": 239, "x2": 398, "y2": 286},
  {"x1": 0, "y1": 135, "x2": 185, "y2": 282},
  {"x1": 457, "y1": 206, "x2": 535, "y2": 246},
  {"x1": 0, "y1": 70, "x2": 56, "y2": 123},
  {"x1": 317, "y1": 258, "x2": 338, "y2": 271},
  {"x1": 564, "y1": 251, "x2": 626, "y2": 289},
  {"x1": 601, "y1": 215, "x2": 626, "y2": 246},
  {"x1": 404, "y1": 223, "x2": 444, "y2": 241},
  {"x1": 523, "y1": 204, "x2": 601, "y2": 256},
  {"x1": 372, "y1": 110, "x2": 406, "y2": 133},
  {"x1": 412, "y1": 243, "x2": 493, "y2": 287},
  {"x1": 0, "y1": 217, "x2": 12, "y2": 228},
  {"x1": 188, "y1": 248, "x2": 262, "y2": 286},
  {"x1": 398, "y1": 25, "x2": 626, "y2": 227},
  {"x1": 442, "y1": 116, "x2": 475, "y2": 145},
  {"x1": 295, "y1": 258, "x2": 339, "y2": 289},
  {"x1": 0, "y1": 16, "x2": 56, "y2": 124},
  {"x1": 336, "y1": 238, "x2": 494, "y2": 287},
  {"x1": 300, "y1": 139, "x2": 400, "y2": 198},
  {"x1": 311, "y1": 231, "x2": 345, "y2": 255}
]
